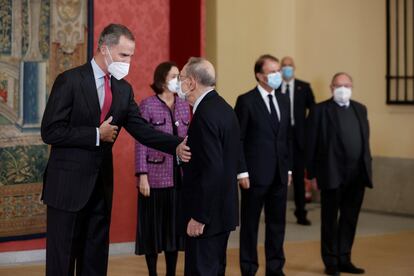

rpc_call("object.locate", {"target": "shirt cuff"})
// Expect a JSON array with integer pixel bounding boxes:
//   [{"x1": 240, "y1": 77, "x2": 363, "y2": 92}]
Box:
[
  {"x1": 96, "y1": 128, "x2": 100, "y2": 146},
  {"x1": 237, "y1": 172, "x2": 249, "y2": 179}
]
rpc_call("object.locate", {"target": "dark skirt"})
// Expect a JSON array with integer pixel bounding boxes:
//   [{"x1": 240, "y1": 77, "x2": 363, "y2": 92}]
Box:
[{"x1": 135, "y1": 187, "x2": 184, "y2": 255}]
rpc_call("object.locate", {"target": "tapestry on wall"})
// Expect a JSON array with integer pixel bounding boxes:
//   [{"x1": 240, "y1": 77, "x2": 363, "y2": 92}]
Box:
[{"x1": 0, "y1": 0, "x2": 92, "y2": 242}]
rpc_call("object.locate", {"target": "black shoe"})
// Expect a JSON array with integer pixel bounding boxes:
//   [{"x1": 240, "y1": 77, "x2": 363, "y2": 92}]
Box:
[
  {"x1": 324, "y1": 266, "x2": 340, "y2": 275},
  {"x1": 339, "y1": 263, "x2": 365, "y2": 274},
  {"x1": 297, "y1": 217, "x2": 311, "y2": 226}
]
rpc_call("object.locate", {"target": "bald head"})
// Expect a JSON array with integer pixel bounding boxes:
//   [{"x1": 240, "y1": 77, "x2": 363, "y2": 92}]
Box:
[
  {"x1": 330, "y1": 72, "x2": 353, "y2": 93},
  {"x1": 331, "y1": 72, "x2": 353, "y2": 85},
  {"x1": 281, "y1": 56, "x2": 296, "y2": 81},
  {"x1": 183, "y1": 57, "x2": 216, "y2": 87},
  {"x1": 281, "y1": 56, "x2": 295, "y2": 68}
]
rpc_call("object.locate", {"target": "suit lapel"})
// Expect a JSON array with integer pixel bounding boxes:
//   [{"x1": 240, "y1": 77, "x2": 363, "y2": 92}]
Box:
[
  {"x1": 350, "y1": 101, "x2": 368, "y2": 143},
  {"x1": 253, "y1": 88, "x2": 278, "y2": 134},
  {"x1": 275, "y1": 89, "x2": 285, "y2": 122},
  {"x1": 326, "y1": 100, "x2": 341, "y2": 134},
  {"x1": 293, "y1": 79, "x2": 301, "y2": 112},
  {"x1": 327, "y1": 100, "x2": 348, "y2": 150},
  {"x1": 80, "y1": 63, "x2": 101, "y2": 126}
]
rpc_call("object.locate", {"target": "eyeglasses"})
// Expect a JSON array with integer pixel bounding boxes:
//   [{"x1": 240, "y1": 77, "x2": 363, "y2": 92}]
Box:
[{"x1": 178, "y1": 74, "x2": 189, "y2": 81}]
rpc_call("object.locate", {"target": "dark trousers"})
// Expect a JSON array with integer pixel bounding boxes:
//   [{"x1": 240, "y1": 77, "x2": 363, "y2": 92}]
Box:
[
  {"x1": 239, "y1": 176, "x2": 287, "y2": 276},
  {"x1": 292, "y1": 144, "x2": 307, "y2": 219},
  {"x1": 46, "y1": 183, "x2": 110, "y2": 276},
  {"x1": 184, "y1": 231, "x2": 230, "y2": 276},
  {"x1": 320, "y1": 182, "x2": 365, "y2": 268}
]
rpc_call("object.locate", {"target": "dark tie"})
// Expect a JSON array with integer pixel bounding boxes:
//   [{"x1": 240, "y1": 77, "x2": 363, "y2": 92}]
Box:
[
  {"x1": 100, "y1": 75, "x2": 112, "y2": 123},
  {"x1": 268, "y1": 94, "x2": 279, "y2": 126},
  {"x1": 286, "y1": 84, "x2": 294, "y2": 126}
]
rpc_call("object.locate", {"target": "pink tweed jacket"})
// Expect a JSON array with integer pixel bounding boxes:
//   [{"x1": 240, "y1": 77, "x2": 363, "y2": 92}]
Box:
[{"x1": 135, "y1": 95, "x2": 190, "y2": 188}]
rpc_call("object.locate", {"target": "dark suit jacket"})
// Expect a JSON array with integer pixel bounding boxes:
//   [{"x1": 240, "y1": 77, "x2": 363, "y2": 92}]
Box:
[
  {"x1": 305, "y1": 99, "x2": 373, "y2": 190},
  {"x1": 235, "y1": 87, "x2": 292, "y2": 187},
  {"x1": 290, "y1": 79, "x2": 315, "y2": 150},
  {"x1": 41, "y1": 62, "x2": 180, "y2": 212},
  {"x1": 180, "y1": 90, "x2": 240, "y2": 237}
]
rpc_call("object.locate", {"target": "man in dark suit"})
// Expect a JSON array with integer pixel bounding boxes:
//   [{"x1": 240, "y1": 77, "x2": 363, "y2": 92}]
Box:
[
  {"x1": 235, "y1": 54, "x2": 292, "y2": 276},
  {"x1": 281, "y1": 56, "x2": 315, "y2": 225},
  {"x1": 41, "y1": 24, "x2": 190, "y2": 276},
  {"x1": 178, "y1": 57, "x2": 240, "y2": 276},
  {"x1": 306, "y1": 72, "x2": 372, "y2": 276}
]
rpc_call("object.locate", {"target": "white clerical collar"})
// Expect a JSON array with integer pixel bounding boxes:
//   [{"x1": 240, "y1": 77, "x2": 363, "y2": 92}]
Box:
[{"x1": 334, "y1": 99, "x2": 350, "y2": 108}]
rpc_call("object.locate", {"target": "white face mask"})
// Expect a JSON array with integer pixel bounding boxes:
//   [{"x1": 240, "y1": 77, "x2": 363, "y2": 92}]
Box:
[
  {"x1": 105, "y1": 46, "x2": 130, "y2": 80},
  {"x1": 177, "y1": 80, "x2": 188, "y2": 100},
  {"x1": 167, "y1": 77, "x2": 179, "y2": 93},
  {"x1": 333, "y1": 86, "x2": 352, "y2": 105},
  {"x1": 267, "y1": 72, "x2": 282, "y2": 90}
]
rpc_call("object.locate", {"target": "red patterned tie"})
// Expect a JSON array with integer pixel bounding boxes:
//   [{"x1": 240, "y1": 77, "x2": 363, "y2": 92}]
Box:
[{"x1": 100, "y1": 75, "x2": 112, "y2": 123}]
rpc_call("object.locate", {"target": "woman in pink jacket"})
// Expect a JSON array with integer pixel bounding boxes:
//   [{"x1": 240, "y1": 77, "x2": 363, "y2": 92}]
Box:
[{"x1": 135, "y1": 61, "x2": 190, "y2": 276}]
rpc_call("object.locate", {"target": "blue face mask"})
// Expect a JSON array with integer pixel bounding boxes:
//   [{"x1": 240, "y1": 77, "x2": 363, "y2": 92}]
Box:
[
  {"x1": 282, "y1": 66, "x2": 294, "y2": 80},
  {"x1": 267, "y1": 72, "x2": 282, "y2": 90}
]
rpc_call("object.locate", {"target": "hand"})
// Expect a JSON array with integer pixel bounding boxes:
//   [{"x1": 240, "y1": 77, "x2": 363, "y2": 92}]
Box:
[
  {"x1": 238, "y1": 177, "x2": 250, "y2": 189},
  {"x1": 99, "y1": 116, "x2": 118, "y2": 142},
  {"x1": 288, "y1": 173, "x2": 293, "y2": 186},
  {"x1": 139, "y1": 174, "x2": 150, "y2": 197},
  {"x1": 187, "y1": 218, "x2": 205, "y2": 237},
  {"x1": 176, "y1": 136, "x2": 191, "y2": 162}
]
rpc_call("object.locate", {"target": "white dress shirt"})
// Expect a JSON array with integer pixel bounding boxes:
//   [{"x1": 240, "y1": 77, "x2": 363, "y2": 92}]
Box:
[
  {"x1": 257, "y1": 84, "x2": 280, "y2": 121},
  {"x1": 91, "y1": 58, "x2": 110, "y2": 146},
  {"x1": 237, "y1": 85, "x2": 282, "y2": 180}
]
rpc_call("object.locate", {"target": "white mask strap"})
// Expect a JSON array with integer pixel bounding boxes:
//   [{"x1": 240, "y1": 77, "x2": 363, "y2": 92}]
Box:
[{"x1": 105, "y1": 46, "x2": 114, "y2": 64}]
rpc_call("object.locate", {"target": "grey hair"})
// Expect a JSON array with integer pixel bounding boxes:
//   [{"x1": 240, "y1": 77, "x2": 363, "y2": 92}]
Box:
[
  {"x1": 97, "y1": 23, "x2": 135, "y2": 50},
  {"x1": 331, "y1": 72, "x2": 353, "y2": 84},
  {"x1": 184, "y1": 57, "x2": 216, "y2": 87}
]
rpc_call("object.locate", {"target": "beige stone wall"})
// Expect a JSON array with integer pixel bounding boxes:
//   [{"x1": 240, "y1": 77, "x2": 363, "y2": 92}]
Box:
[{"x1": 206, "y1": 0, "x2": 414, "y2": 159}]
